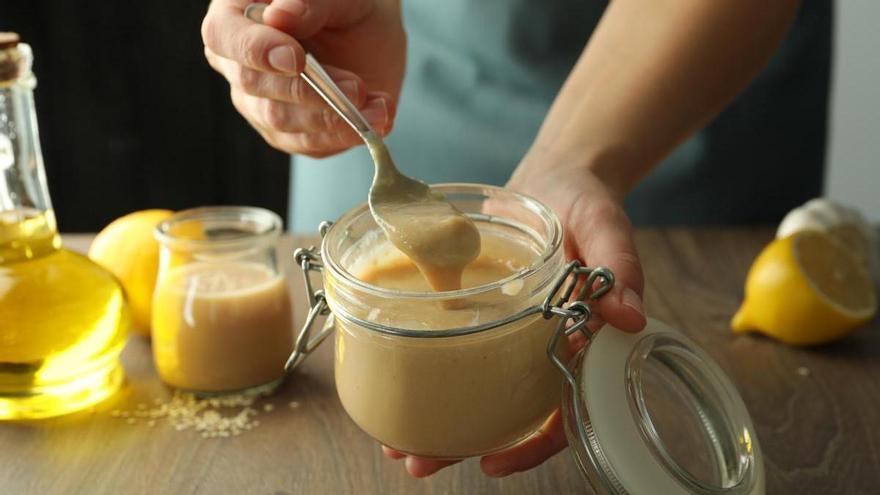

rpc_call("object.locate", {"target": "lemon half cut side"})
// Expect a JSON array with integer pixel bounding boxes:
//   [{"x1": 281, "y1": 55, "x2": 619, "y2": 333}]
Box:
[{"x1": 732, "y1": 231, "x2": 876, "y2": 346}]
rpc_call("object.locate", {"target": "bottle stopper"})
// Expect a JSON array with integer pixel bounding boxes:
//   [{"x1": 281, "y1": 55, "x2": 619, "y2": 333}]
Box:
[
  {"x1": 0, "y1": 33, "x2": 19, "y2": 50},
  {"x1": 0, "y1": 32, "x2": 22, "y2": 82}
]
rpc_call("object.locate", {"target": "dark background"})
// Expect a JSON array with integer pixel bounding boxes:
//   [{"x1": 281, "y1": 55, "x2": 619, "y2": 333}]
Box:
[{"x1": 1, "y1": 2, "x2": 289, "y2": 231}]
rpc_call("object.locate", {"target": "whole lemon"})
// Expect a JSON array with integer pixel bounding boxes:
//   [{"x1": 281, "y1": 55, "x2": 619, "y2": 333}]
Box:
[
  {"x1": 732, "y1": 230, "x2": 876, "y2": 345},
  {"x1": 88, "y1": 209, "x2": 173, "y2": 337}
]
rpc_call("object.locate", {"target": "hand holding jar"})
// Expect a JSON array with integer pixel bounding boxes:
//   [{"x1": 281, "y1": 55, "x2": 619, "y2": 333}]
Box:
[
  {"x1": 291, "y1": 182, "x2": 763, "y2": 495},
  {"x1": 388, "y1": 160, "x2": 649, "y2": 478},
  {"x1": 288, "y1": 184, "x2": 648, "y2": 479}
]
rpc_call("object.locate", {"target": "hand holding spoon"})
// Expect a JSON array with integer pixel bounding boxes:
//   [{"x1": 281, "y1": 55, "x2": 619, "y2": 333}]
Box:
[{"x1": 245, "y1": 4, "x2": 480, "y2": 291}]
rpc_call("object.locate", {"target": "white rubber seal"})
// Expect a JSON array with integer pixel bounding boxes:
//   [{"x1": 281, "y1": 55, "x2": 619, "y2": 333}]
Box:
[{"x1": 580, "y1": 318, "x2": 764, "y2": 495}]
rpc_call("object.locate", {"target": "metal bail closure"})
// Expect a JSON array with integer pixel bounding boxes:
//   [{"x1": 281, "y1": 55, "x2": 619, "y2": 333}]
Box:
[
  {"x1": 285, "y1": 222, "x2": 335, "y2": 373},
  {"x1": 538, "y1": 261, "x2": 629, "y2": 493}
]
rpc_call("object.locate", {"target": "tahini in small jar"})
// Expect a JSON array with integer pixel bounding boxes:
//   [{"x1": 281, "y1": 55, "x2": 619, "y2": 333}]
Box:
[{"x1": 152, "y1": 207, "x2": 293, "y2": 394}]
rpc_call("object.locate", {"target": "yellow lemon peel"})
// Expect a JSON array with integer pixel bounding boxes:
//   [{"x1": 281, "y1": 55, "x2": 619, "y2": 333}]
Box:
[
  {"x1": 732, "y1": 231, "x2": 876, "y2": 345},
  {"x1": 88, "y1": 209, "x2": 174, "y2": 337}
]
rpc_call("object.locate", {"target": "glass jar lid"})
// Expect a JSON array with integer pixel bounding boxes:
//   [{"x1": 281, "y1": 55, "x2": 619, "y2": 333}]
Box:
[{"x1": 561, "y1": 319, "x2": 764, "y2": 494}]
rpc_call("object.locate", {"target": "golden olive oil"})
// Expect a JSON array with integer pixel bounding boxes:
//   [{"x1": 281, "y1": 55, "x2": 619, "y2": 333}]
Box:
[
  {"x1": 0, "y1": 210, "x2": 128, "y2": 419},
  {"x1": 0, "y1": 37, "x2": 130, "y2": 418}
]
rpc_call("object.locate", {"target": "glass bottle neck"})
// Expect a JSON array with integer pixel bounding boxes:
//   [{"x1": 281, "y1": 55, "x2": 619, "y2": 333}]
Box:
[{"x1": 0, "y1": 43, "x2": 59, "y2": 263}]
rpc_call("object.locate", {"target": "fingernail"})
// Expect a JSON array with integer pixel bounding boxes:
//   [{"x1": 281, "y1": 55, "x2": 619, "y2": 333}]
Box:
[
  {"x1": 382, "y1": 120, "x2": 394, "y2": 136},
  {"x1": 265, "y1": 0, "x2": 307, "y2": 18},
  {"x1": 338, "y1": 80, "x2": 360, "y2": 101},
  {"x1": 268, "y1": 46, "x2": 297, "y2": 73},
  {"x1": 405, "y1": 457, "x2": 430, "y2": 478},
  {"x1": 622, "y1": 287, "x2": 644, "y2": 315},
  {"x1": 362, "y1": 98, "x2": 389, "y2": 125},
  {"x1": 284, "y1": 0, "x2": 308, "y2": 16}
]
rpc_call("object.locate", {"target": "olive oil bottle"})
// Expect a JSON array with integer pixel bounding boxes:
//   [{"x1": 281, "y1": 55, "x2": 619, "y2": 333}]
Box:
[{"x1": 0, "y1": 34, "x2": 128, "y2": 419}]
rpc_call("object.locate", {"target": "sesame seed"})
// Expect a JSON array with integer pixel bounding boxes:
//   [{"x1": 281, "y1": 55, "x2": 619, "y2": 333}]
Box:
[
  {"x1": 108, "y1": 389, "x2": 276, "y2": 437},
  {"x1": 797, "y1": 367, "x2": 810, "y2": 377}
]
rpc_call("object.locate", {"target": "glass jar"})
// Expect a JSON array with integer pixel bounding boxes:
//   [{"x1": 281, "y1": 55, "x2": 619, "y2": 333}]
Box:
[
  {"x1": 290, "y1": 183, "x2": 763, "y2": 493},
  {"x1": 152, "y1": 206, "x2": 293, "y2": 395},
  {"x1": 315, "y1": 184, "x2": 566, "y2": 459}
]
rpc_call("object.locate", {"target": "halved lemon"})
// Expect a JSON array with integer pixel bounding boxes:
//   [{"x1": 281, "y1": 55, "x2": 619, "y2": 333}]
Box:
[{"x1": 732, "y1": 230, "x2": 876, "y2": 345}]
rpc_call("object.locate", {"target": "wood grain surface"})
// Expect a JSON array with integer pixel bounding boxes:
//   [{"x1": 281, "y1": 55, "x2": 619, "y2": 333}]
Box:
[{"x1": 2, "y1": 230, "x2": 878, "y2": 495}]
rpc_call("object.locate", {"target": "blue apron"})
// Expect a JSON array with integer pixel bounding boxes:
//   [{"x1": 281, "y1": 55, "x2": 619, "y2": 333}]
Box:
[{"x1": 289, "y1": 0, "x2": 830, "y2": 232}]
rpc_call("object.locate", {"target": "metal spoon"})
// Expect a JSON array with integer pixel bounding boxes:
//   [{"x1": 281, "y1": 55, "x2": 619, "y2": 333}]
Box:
[
  {"x1": 244, "y1": 4, "x2": 428, "y2": 204},
  {"x1": 245, "y1": 4, "x2": 480, "y2": 291}
]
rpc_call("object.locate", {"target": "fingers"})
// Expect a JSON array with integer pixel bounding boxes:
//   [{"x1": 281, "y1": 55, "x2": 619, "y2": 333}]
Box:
[
  {"x1": 271, "y1": 91, "x2": 387, "y2": 133},
  {"x1": 231, "y1": 88, "x2": 394, "y2": 156},
  {"x1": 263, "y1": 0, "x2": 375, "y2": 37},
  {"x1": 206, "y1": 48, "x2": 366, "y2": 106},
  {"x1": 381, "y1": 446, "x2": 462, "y2": 478},
  {"x1": 405, "y1": 457, "x2": 461, "y2": 478},
  {"x1": 232, "y1": 87, "x2": 391, "y2": 135},
  {"x1": 571, "y1": 199, "x2": 647, "y2": 333},
  {"x1": 480, "y1": 410, "x2": 568, "y2": 477},
  {"x1": 381, "y1": 446, "x2": 406, "y2": 460},
  {"x1": 202, "y1": 0, "x2": 305, "y2": 74},
  {"x1": 207, "y1": 37, "x2": 385, "y2": 157},
  {"x1": 230, "y1": 87, "x2": 359, "y2": 153},
  {"x1": 202, "y1": 0, "x2": 400, "y2": 157}
]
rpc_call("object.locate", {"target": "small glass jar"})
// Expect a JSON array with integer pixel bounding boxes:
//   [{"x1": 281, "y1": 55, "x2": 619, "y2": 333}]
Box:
[
  {"x1": 291, "y1": 184, "x2": 763, "y2": 493},
  {"x1": 152, "y1": 206, "x2": 293, "y2": 395}
]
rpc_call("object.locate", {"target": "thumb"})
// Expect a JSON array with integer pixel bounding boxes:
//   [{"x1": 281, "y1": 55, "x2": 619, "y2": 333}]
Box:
[
  {"x1": 263, "y1": 0, "x2": 374, "y2": 38},
  {"x1": 571, "y1": 200, "x2": 646, "y2": 333}
]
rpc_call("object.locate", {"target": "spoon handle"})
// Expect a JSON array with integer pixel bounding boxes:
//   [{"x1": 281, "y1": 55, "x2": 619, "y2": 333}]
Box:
[
  {"x1": 301, "y1": 55, "x2": 378, "y2": 139},
  {"x1": 244, "y1": 3, "x2": 379, "y2": 141}
]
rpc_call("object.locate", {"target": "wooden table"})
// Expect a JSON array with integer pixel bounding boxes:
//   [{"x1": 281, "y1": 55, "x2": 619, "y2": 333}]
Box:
[{"x1": 3, "y1": 230, "x2": 879, "y2": 494}]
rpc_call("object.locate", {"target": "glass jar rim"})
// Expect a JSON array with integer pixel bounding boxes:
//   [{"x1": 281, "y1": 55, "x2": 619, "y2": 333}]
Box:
[
  {"x1": 321, "y1": 183, "x2": 563, "y2": 301},
  {"x1": 155, "y1": 205, "x2": 281, "y2": 251}
]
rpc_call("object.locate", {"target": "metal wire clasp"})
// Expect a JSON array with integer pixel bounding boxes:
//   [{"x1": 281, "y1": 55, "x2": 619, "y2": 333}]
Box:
[
  {"x1": 544, "y1": 262, "x2": 615, "y2": 387},
  {"x1": 284, "y1": 222, "x2": 335, "y2": 373},
  {"x1": 542, "y1": 262, "x2": 617, "y2": 491},
  {"x1": 285, "y1": 218, "x2": 614, "y2": 376}
]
